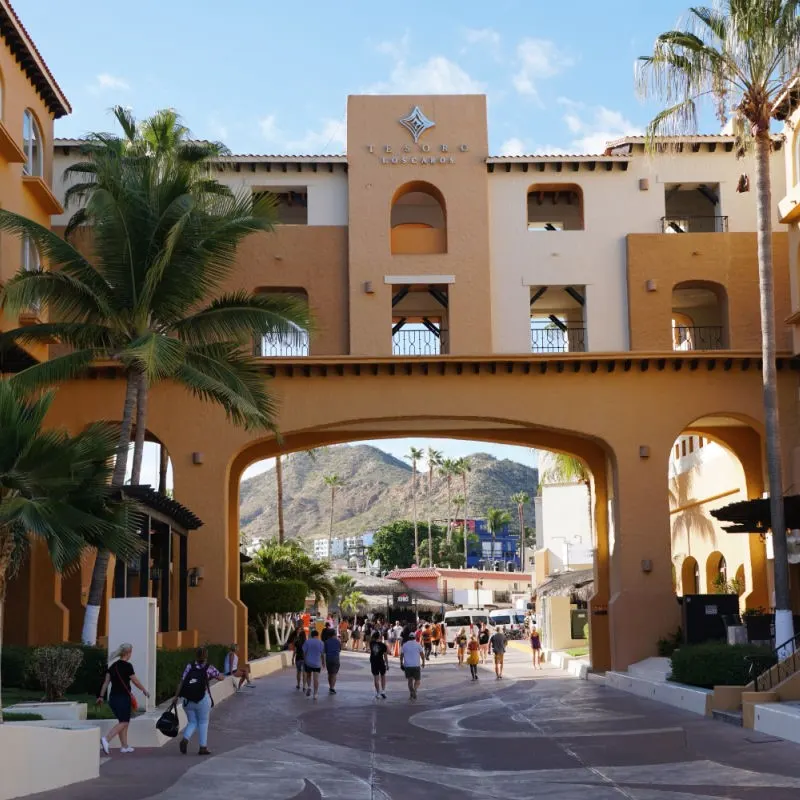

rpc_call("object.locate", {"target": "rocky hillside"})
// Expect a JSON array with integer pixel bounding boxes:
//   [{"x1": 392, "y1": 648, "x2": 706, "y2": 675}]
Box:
[{"x1": 239, "y1": 444, "x2": 538, "y2": 545}]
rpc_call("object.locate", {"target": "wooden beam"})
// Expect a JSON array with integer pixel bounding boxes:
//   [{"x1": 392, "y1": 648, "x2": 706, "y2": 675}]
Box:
[{"x1": 392, "y1": 286, "x2": 410, "y2": 307}]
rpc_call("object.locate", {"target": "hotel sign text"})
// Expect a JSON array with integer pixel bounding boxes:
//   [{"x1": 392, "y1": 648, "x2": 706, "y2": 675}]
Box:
[{"x1": 367, "y1": 142, "x2": 469, "y2": 166}]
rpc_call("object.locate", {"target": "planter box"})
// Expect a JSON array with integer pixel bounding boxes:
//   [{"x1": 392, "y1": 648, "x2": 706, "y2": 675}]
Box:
[
  {"x1": 4, "y1": 701, "x2": 87, "y2": 721},
  {"x1": 744, "y1": 614, "x2": 774, "y2": 643}
]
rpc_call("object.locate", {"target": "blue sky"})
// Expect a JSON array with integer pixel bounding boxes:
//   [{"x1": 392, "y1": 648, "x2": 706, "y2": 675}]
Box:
[{"x1": 22, "y1": 0, "x2": 710, "y2": 157}]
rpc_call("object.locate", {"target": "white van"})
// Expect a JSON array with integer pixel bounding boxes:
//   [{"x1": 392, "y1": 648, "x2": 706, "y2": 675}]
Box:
[
  {"x1": 489, "y1": 608, "x2": 528, "y2": 637},
  {"x1": 443, "y1": 609, "x2": 491, "y2": 647}
]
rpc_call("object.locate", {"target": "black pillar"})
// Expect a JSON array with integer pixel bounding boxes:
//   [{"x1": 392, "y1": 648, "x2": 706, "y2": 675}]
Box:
[
  {"x1": 139, "y1": 514, "x2": 151, "y2": 597},
  {"x1": 179, "y1": 535, "x2": 188, "y2": 631},
  {"x1": 113, "y1": 556, "x2": 127, "y2": 598},
  {"x1": 160, "y1": 527, "x2": 172, "y2": 632}
]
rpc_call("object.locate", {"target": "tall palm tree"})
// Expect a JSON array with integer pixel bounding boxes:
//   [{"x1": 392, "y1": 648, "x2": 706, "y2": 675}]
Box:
[
  {"x1": 638, "y1": 0, "x2": 800, "y2": 646},
  {"x1": 487, "y1": 508, "x2": 512, "y2": 568},
  {"x1": 0, "y1": 379, "x2": 141, "y2": 720},
  {"x1": 440, "y1": 458, "x2": 457, "y2": 544},
  {"x1": 0, "y1": 112, "x2": 311, "y2": 645},
  {"x1": 332, "y1": 573, "x2": 357, "y2": 612},
  {"x1": 454, "y1": 457, "x2": 472, "y2": 566},
  {"x1": 405, "y1": 446, "x2": 424, "y2": 565},
  {"x1": 245, "y1": 540, "x2": 335, "y2": 603},
  {"x1": 511, "y1": 491, "x2": 531, "y2": 570},
  {"x1": 340, "y1": 590, "x2": 367, "y2": 617},
  {"x1": 323, "y1": 474, "x2": 345, "y2": 560},
  {"x1": 275, "y1": 454, "x2": 286, "y2": 544},
  {"x1": 425, "y1": 448, "x2": 443, "y2": 565}
]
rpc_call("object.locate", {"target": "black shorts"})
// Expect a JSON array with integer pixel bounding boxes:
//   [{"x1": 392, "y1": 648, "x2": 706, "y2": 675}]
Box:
[
  {"x1": 327, "y1": 661, "x2": 340, "y2": 675},
  {"x1": 370, "y1": 662, "x2": 387, "y2": 676},
  {"x1": 108, "y1": 693, "x2": 132, "y2": 723},
  {"x1": 295, "y1": 659, "x2": 305, "y2": 672},
  {"x1": 404, "y1": 666, "x2": 421, "y2": 681},
  {"x1": 304, "y1": 665, "x2": 321, "y2": 674}
]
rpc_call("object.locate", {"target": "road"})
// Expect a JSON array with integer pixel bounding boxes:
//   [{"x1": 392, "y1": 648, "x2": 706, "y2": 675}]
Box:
[{"x1": 38, "y1": 642, "x2": 800, "y2": 799}]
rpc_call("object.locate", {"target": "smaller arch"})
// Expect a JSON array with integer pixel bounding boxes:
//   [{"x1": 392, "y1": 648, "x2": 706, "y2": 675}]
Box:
[
  {"x1": 681, "y1": 556, "x2": 700, "y2": 595},
  {"x1": 734, "y1": 564, "x2": 746, "y2": 597},
  {"x1": 252, "y1": 286, "x2": 310, "y2": 357},
  {"x1": 390, "y1": 181, "x2": 447, "y2": 254},
  {"x1": 527, "y1": 183, "x2": 584, "y2": 231},
  {"x1": 706, "y1": 550, "x2": 727, "y2": 593},
  {"x1": 671, "y1": 280, "x2": 728, "y2": 350},
  {"x1": 22, "y1": 108, "x2": 43, "y2": 177}
]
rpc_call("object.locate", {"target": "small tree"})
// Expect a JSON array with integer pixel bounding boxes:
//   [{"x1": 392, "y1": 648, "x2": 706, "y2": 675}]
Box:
[
  {"x1": 332, "y1": 574, "x2": 357, "y2": 612},
  {"x1": 241, "y1": 579, "x2": 307, "y2": 650},
  {"x1": 341, "y1": 590, "x2": 367, "y2": 617},
  {"x1": 31, "y1": 647, "x2": 84, "y2": 702}
]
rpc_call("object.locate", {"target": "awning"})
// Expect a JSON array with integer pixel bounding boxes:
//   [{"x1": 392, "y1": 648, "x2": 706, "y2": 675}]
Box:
[
  {"x1": 710, "y1": 495, "x2": 800, "y2": 534},
  {"x1": 534, "y1": 568, "x2": 594, "y2": 602}
]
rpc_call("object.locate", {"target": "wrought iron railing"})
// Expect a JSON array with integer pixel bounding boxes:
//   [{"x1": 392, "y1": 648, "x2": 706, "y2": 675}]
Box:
[
  {"x1": 662, "y1": 215, "x2": 728, "y2": 233},
  {"x1": 254, "y1": 330, "x2": 310, "y2": 357},
  {"x1": 672, "y1": 325, "x2": 724, "y2": 351},
  {"x1": 751, "y1": 632, "x2": 799, "y2": 692},
  {"x1": 392, "y1": 329, "x2": 441, "y2": 356},
  {"x1": 531, "y1": 326, "x2": 586, "y2": 353}
]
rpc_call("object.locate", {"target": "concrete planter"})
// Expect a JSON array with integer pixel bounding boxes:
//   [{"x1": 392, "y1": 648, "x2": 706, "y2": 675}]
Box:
[{"x1": 4, "y1": 701, "x2": 87, "y2": 721}]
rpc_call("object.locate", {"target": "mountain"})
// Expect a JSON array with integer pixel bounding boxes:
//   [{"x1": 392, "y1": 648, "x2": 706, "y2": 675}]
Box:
[{"x1": 239, "y1": 444, "x2": 539, "y2": 545}]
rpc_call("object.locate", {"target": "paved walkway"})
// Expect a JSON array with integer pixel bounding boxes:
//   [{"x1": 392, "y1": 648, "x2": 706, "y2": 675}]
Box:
[{"x1": 34, "y1": 646, "x2": 800, "y2": 799}]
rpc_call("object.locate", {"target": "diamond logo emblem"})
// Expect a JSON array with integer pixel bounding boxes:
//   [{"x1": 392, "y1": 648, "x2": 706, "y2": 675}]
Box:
[{"x1": 398, "y1": 105, "x2": 436, "y2": 143}]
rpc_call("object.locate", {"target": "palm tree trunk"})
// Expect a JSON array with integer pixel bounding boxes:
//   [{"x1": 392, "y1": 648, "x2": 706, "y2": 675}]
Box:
[
  {"x1": 82, "y1": 371, "x2": 138, "y2": 645},
  {"x1": 518, "y1": 505, "x2": 525, "y2": 571},
  {"x1": 0, "y1": 529, "x2": 14, "y2": 724},
  {"x1": 427, "y1": 471, "x2": 434, "y2": 566},
  {"x1": 462, "y1": 473, "x2": 469, "y2": 568},
  {"x1": 755, "y1": 132, "x2": 793, "y2": 648},
  {"x1": 446, "y1": 478, "x2": 453, "y2": 545},
  {"x1": 158, "y1": 444, "x2": 168, "y2": 495},
  {"x1": 276, "y1": 454, "x2": 285, "y2": 544},
  {"x1": 327, "y1": 488, "x2": 335, "y2": 560},
  {"x1": 412, "y1": 463, "x2": 419, "y2": 565},
  {"x1": 130, "y1": 372, "x2": 148, "y2": 485}
]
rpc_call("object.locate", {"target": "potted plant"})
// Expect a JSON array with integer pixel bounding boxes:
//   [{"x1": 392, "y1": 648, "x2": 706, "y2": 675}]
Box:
[{"x1": 742, "y1": 607, "x2": 774, "y2": 644}]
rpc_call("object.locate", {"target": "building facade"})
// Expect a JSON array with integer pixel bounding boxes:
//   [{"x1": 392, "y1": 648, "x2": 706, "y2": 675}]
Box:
[{"x1": 6, "y1": 11, "x2": 800, "y2": 670}]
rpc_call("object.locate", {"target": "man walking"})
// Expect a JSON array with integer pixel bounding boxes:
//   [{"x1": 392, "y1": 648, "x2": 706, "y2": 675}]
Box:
[
  {"x1": 324, "y1": 631, "x2": 342, "y2": 694},
  {"x1": 302, "y1": 628, "x2": 325, "y2": 699},
  {"x1": 369, "y1": 631, "x2": 389, "y2": 699},
  {"x1": 489, "y1": 626, "x2": 507, "y2": 680},
  {"x1": 421, "y1": 623, "x2": 433, "y2": 661},
  {"x1": 400, "y1": 631, "x2": 426, "y2": 700}
]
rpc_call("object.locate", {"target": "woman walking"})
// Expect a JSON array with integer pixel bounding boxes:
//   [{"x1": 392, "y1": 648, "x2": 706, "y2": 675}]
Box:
[
  {"x1": 455, "y1": 627, "x2": 467, "y2": 667},
  {"x1": 369, "y1": 631, "x2": 389, "y2": 699},
  {"x1": 175, "y1": 647, "x2": 225, "y2": 756},
  {"x1": 293, "y1": 624, "x2": 308, "y2": 691},
  {"x1": 478, "y1": 623, "x2": 490, "y2": 664},
  {"x1": 530, "y1": 625, "x2": 543, "y2": 670},
  {"x1": 467, "y1": 635, "x2": 480, "y2": 680},
  {"x1": 351, "y1": 622, "x2": 362, "y2": 652},
  {"x1": 96, "y1": 643, "x2": 150, "y2": 754}
]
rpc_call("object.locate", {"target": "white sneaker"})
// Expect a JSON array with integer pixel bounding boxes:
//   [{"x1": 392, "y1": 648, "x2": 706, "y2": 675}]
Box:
[
  {"x1": 120, "y1": 746, "x2": 135, "y2": 753},
  {"x1": 100, "y1": 737, "x2": 110, "y2": 755}
]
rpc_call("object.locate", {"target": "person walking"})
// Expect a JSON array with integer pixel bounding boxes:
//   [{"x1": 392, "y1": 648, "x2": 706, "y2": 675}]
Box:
[
  {"x1": 387, "y1": 620, "x2": 397, "y2": 659},
  {"x1": 421, "y1": 623, "x2": 433, "y2": 661},
  {"x1": 478, "y1": 623, "x2": 490, "y2": 664},
  {"x1": 400, "y1": 632, "x2": 426, "y2": 700},
  {"x1": 467, "y1": 635, "x2": 480, "y2": 681},
  {"x1": 530, "y1": 625, "x2": 543, "y2": 670},
  {"x1": 324, "y1": 631, "x2": 342, "y2": 694},
  {"x1": 96, "y1": 643, "x2": 150, "y2": 754},
  {"x1": 455, "y1": 627, "x2": 468, "y2": 667},
  {"x1": 392, "y1": 621, "x2": 403, "y2": 657},
  {"x1": 224, "y1": 643, "x2": 254, "y2": 692},
  {"x1": 489, "y1": 626, "x2": 507, "y2": 680},
  {"x1": 338, "y1": 617, "x2": 350, "y2": 648},
  {"x1": 302, "y1": 628, "x2": 325, "y2": 699},
  {"x1": 351, "y1": 622, "x2": 362, "y2": 652},
  {"x1": 175, "y1": 647, "x2": 225, "y2": 756},
  {"x1": 430, "y1": 620, "x2": 441, "y2": 657},
  {"x1": 369, "y1": 631, "x2": 389, "y2": 699},
  {"x1": 293, "y1": 625, "x2": 308, "y2": 691}
]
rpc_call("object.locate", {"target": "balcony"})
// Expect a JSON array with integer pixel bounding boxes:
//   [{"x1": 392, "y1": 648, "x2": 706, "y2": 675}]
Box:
[
  {"x1": 254, "y1": 330, "x2": 309, "y2": 357},
  {"x1": 661, "y1": 215, "x2": 728, "y2": 233},
  {"x1": 672, "y1": 325, "x2": 724, "y2": 351},
  {"x1": 392, "y1": 326, "x2": 442, "y2": 356},
  {"x1": 531, "y1": 326, "x2": 586, "y2": 353},
  {"x1": 391, "y1": 226, "x2": 447, "y2": 255}
]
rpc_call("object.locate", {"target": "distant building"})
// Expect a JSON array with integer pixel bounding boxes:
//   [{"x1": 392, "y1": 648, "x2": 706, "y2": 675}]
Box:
[
  {"x1": 453, "y1": 518, "x2": 520, "y2": 570},
  {"x1": 313, "y1": 532, "x2": 374, "y2": 560}
]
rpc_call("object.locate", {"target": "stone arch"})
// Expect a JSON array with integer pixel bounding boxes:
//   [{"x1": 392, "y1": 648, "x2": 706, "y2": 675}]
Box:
[
  {"x1": 390, "y1": 180, "x2": 447, "y2": 254},
  {"x1": 671, "y1": 280, "x2": 729, "y2": 350},
  {"x1": 526, "y1": 183, "x2": 584, "y2": 231},
  {"x1": 681, "y1": 555, "x2": 700, "y2": 595},
  {"x1": 706, "y1": 550, "x2": 726, "y2": 592}
]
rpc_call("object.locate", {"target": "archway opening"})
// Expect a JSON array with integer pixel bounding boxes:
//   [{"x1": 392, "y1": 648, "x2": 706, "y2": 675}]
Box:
[
  {"x1": 671, "y1": 281, "x2": 728, "y2": 351},
  {"x1": 390, "y1": 181, "x2": 447, "y2": 254},
  {"x1": 527, "y1": 183, "x2": 584, "y2": 231}
]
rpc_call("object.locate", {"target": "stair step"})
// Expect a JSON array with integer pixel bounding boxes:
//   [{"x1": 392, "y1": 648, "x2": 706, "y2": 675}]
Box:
[{"x1": 712, "y1": 710, "x2": 743, "y2": 727}]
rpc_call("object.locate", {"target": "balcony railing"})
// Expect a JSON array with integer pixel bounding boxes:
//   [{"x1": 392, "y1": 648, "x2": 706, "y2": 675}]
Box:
[
  {"x1": 392, "y1": 328, "x2": 441, "y2": 356},
  {"x1": 531, "y1": 326, "x2": 586, "y2": 353},
  {"x1": 672, "y1": 325, "x2": 724, "y2": 351},
  {"x1": 254, "y1": 330, "x2": 310, "y2": 357},
  {"x1": 661, "y1": 215, "x2": 728, "y2": 233}
]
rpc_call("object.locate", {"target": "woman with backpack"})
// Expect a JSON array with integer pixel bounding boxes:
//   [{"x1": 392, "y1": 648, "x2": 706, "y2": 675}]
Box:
[{"x1": 174, "y1": 647, "x2": 225, "y2": 756}]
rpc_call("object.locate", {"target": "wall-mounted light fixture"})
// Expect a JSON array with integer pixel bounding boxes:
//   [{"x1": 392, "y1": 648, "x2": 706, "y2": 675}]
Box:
[
  {"x1": 639, "y1": 178, "x2": 650, "y2": 191},
  {"x1": 192, "y1": 452, "x2": 204, "y2": 465},
  {"x1": 641, "y1": 559, "x2": 653, "y2": 573},
  {"x1": 188, "y1": 566, "x2": 204, "y2": 588},
  {"x1": 639, "y1": 445, "x2": 650, "y2": 459},
  {"x1": 363, "y1": 281, "x2": 374, "y2": 294},
  {"x1": 645, "y1": 279, "x2": 657, "y2": 292}
]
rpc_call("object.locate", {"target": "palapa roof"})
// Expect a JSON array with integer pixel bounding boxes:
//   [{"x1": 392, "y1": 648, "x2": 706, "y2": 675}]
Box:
[
  {"x1": 534, "y1": 568, "x2": 594, "y2": 602},
  {"x1": 710, "y1": 495, "x2": 800, "y2": 534}
]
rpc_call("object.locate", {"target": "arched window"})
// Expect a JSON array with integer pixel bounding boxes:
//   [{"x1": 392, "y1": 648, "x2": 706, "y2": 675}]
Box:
[
  {"x1": 21, "y1": 237, "x2": 40, "y2": 271},
  {"x1": 390, "y1": 181, "x2": 447, "y2": 254},
  {"x1": 672, "y1": 281, "x2": 728, "y2": 350},
  {"x1": 527, "y1": 183, "x2": 584, "y2": 231},
  {"x1": 681, "y1": 556, "x2": 699, "y2": 595},
  {"x1": 22, "y1": 110, "x2": 42, "y2": 177}
]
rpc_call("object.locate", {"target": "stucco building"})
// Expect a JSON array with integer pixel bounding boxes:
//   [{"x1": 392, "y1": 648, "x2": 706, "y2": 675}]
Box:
[{"x1": 6, "y1": 0, "x2": 800, "y2": 670}]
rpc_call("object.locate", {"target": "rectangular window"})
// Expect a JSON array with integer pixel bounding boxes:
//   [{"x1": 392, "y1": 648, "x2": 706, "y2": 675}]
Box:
[{"x1": 254, "y1": 188, "x2": 308, "y2": 225}]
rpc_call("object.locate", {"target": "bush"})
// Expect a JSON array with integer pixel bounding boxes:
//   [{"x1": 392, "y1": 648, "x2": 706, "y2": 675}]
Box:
[
  {"x1": 657, "y1": 627, "x2": 683, "y2": 658},
  {"x1": 154, "y1": 645, "x2": 227, "y2": 704},
  {"x1": 31, "y1": 647, "x2": 84, "y2": 701},
  {"x1": 1, "y1": 646, "x2": 36, "y2": 689},
  {"x1": 669, "y1": 642, "x2": 775, "y2": 689},
  {"x1": 3, "y1": 712, "x2": 44, "y2": 721}
]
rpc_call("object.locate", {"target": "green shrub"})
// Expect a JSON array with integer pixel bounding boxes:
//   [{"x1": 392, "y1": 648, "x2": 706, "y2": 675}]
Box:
[
  {"x1": 31, "y1": 647, "x2": 83, "y2": 701},
  {"x1": 1, "y1": 646, "x2": 36, "y2": 689},
  {"x1": 669, "y1": 642, "x2": 775, "y2": 689},
  {"x1": 3, "y1": 712, "x2": 44, "y2": 721},
  {"x1": 657, "y1": 627, "x2": 683, "y2": 657},
  {"x1": 154, "y1": 645, "x2": 227, "y2": 704}
]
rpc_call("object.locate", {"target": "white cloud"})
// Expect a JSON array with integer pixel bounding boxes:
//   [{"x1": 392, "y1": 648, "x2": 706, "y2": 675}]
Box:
[
  {"x1": 374, "y1": 32, "x2": 411, "y2": 61},
  {"x1": 512, "y1": 39, "x2": 573, "y2": 100},
  {"x1": 284, "y1": 118, "x2": 347, "y2": 155},
  {"x1": 259, "y1": 114, "x2": 280, "y2": 140},
  {"x1": 498, "y1": 137, "x2": 529, "y2": 156},
  {"x1": 464, "y1": 28, "x2": 501, "y2": 48},
  {"x1": 88, "y1": 73, "x2": 130, "y2": 94},
  {"x1": 559, "y1": 100, "x2": 641, "y2": 153},
  {"x1": 368, "y1": 55, "x2": 485, "y2": 95}
]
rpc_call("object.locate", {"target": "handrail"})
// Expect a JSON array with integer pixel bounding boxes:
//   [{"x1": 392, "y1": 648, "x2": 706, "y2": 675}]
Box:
[{"x1": 752, "y1": 632, "x2": 800, "y2": 692}]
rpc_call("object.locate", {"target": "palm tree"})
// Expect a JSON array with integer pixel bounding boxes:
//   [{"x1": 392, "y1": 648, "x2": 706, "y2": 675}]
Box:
[
  {"x1": 487, "y1": 508, "x2": 512, "y2": 568},
  {"x1": 0, "y1": 111, "x2": 311, "y2": 645},
  {"x1": 638, "y1": 0, "x2": 800, "y2": 646},
  {"x1": 511, "y1": 491, "x2": 531, "y2": 570},
  {"x1": 323, "y1": 474, "x2": 345, "y2": 559},
  {"x1": 440, "y1": 458, "x2": 457, "y2": 544},
  {"x1": 275, "y1": 454, "x2": 286, "y2": 544},
  {"x1": 454, "y1": 457, "x2": 472, "y2": 566},
  {"x1": 405, "y1": 446, "x2": 424, "y2": 565},
  {"x1": 0, "y1": 379, "x2": 141, "y2": 720},
  {"x1": 332, "y1": 573, "x2": 357, "y2": 613},
  {"x1": 340, "y1": 590, "x2": 367, "y2": 617},
  {"x1": 425, "y1": 448, "x2": 443, "y2": 565},
  {"x1": 245, "y1": 540, "x2": 335, "y2": 603}
]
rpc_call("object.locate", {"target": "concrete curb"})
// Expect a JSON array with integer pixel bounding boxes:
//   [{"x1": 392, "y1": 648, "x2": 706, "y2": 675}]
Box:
[{"x1": 606, "y1": 671, "x2": 712, "y2": 716}]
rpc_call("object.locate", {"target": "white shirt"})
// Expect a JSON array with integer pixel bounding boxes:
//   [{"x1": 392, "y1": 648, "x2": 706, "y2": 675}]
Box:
[
  {"x1": 401, "y1": 640, "x2": 424, "y2": 668},
  {"x1": 225, "y1": 652, "x2": 239, "y2": 674}
]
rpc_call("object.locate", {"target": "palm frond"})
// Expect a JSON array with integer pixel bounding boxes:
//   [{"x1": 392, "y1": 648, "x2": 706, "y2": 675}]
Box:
[{"x1": 8, "y1": 349, "x2": 96, "y2": 392}]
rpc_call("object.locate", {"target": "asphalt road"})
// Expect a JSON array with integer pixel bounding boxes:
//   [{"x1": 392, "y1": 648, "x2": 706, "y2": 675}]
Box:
[{"x1": 36, "y1": 642, "x2": 800, "y2": 799}]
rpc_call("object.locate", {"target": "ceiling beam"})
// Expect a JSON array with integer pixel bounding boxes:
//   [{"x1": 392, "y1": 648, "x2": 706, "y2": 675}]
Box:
[{"x1": 392, "y1": 286, "x2": 410, "y2": 307}]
